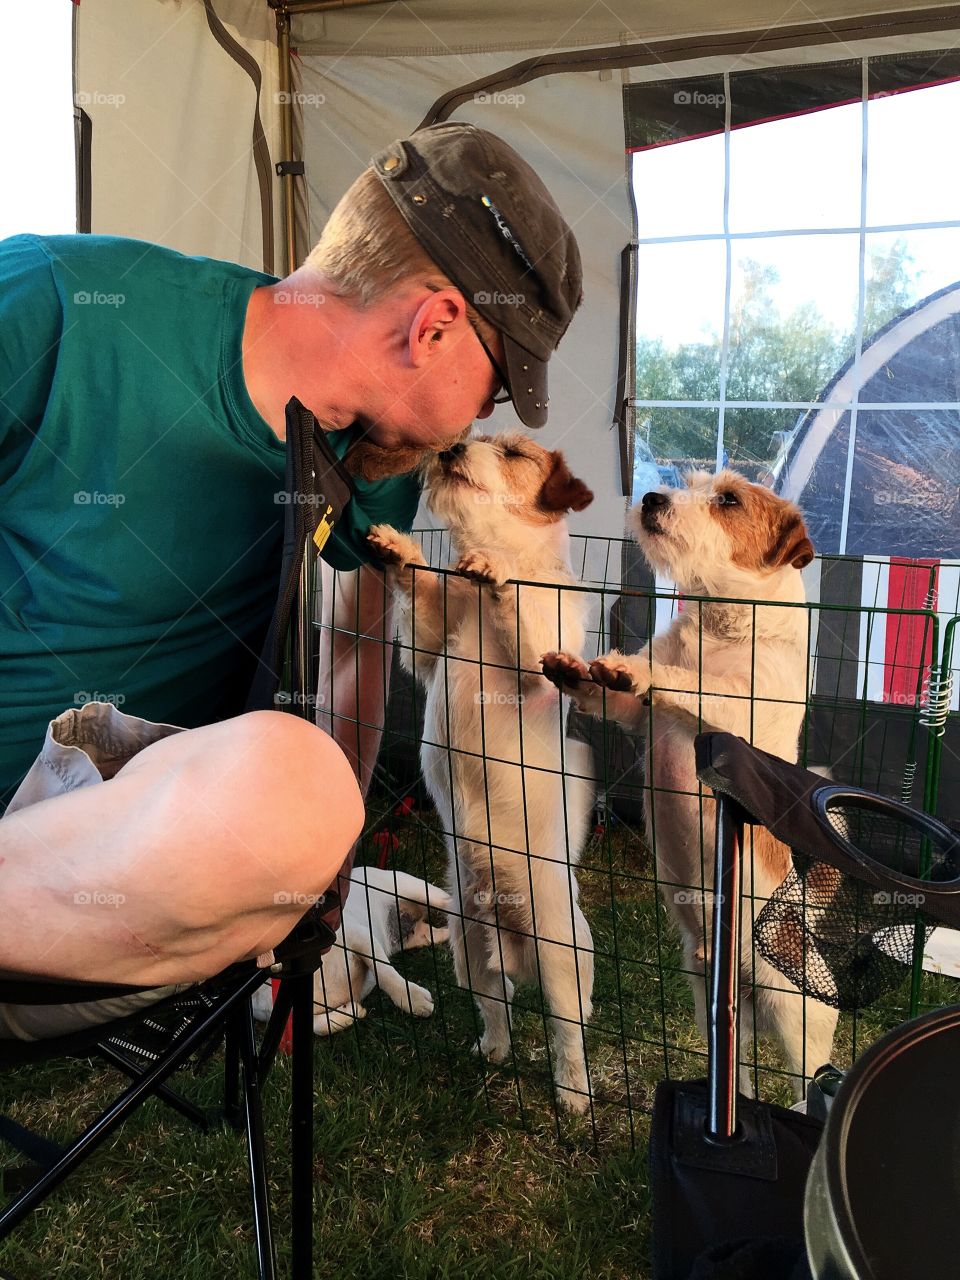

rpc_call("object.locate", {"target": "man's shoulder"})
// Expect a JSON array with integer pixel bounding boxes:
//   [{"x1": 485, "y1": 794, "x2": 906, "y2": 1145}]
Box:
[{"x1": 1, "y1": 233, "x2": 275, "y2": 294}]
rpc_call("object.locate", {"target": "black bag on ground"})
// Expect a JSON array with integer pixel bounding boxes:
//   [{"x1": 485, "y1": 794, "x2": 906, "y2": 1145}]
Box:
[{"x1": 650, "y1": 1080, "x2": 822, "y2": 1280}]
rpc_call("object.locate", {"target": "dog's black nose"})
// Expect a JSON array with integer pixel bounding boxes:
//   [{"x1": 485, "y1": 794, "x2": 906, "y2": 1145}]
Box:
[
  {"x1": 438, "y1": 442, "x2": 467, "y2": 463},
  {"x1": 642, "y1": 490, "x2": 669, "y2": 511}
]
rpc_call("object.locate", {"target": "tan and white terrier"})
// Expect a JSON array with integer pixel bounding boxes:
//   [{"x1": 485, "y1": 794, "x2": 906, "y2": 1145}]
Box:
[
  {"x1": 542, "y1": 469, "x2": 839, "y2": 1096},
  {"x1": 368, "y1": 432, "x2": 597, "y2": 1113}
]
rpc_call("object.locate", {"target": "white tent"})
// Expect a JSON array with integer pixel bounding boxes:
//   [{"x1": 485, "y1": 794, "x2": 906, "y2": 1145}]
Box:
[{"x1": 75, "y1": 0, "x2": 960, "y2": 545}]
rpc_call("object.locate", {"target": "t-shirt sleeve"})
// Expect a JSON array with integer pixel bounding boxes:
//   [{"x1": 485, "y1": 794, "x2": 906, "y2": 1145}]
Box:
[
  {"x1": 0, "y1": 236, "x2": 63, "y2": 489},
  {"x1": 320, "y1": 467, "x2": 423, "y2": 572}
]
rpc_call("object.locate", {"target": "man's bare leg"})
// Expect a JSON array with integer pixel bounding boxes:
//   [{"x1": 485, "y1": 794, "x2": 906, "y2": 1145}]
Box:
[{"x1": 0, "y1": 711, "x2": 364, "y2": 986}]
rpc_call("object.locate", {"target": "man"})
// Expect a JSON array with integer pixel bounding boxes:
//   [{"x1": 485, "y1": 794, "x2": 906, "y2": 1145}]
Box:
[{"x1": 0, "y1": 123, "x2": 581, "y2": 1034}]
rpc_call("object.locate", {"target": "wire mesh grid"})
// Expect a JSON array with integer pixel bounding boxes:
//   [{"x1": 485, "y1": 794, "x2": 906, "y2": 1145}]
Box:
[{"x1": 282, "y1": 533, "x2": 958, "y2": 1150}]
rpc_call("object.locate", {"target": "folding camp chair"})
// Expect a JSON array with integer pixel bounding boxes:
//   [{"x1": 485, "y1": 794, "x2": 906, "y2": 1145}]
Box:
[
  {"x1": 0, "y1": 397, "x2": 357, "y2": 1278},
  {"x1": 649, "y1": 730, "x2": 960, "y2": 1280},
  {"x1": 0, "y1": 914, "x2": 332, "y2": 1280}
]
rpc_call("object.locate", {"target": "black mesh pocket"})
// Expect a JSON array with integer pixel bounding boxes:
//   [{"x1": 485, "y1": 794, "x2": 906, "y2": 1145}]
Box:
[{"x1": 755, "y1": 796, "x2": 957, "y2": 1011}]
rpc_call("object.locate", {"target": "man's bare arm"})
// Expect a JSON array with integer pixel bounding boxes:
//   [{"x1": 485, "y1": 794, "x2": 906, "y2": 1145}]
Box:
[{"x1": 316, "y1": 561, "x2": 394, "y2": 797}]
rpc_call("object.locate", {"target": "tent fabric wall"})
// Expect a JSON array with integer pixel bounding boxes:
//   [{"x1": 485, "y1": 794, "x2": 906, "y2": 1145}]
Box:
[
  {"x1": 76, "y1": 0, "x2": 283, "y2": 273},
  {"x1": 293, "y1": 4, "x2": 960, "y2": 542},
  {"x1": 72, "y1": 1, "x2": 960, "y2": 540},
  {"x1": 296, "y1": 49, "x2": 634, "y2": 542}
]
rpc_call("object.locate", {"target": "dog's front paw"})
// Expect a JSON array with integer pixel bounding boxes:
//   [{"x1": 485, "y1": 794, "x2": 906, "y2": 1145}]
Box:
[
  {"x1": 455, "y1": 551, "x2": 508, "y2": 587},
  {"x1": 314, "y1": 1001, "x2": 366, "y2": 1037},
  {"x1": 473, "y1": 1032, "x2": 511, "y2": 1063},
  {"x1": 398, "y1": 981, "x2": 435, "y2": 1018},
  {"x1": 366, "y1": 523, "x2": 425, "y2": 567},
  {"x1": 541, "y1": 650, "x2": 591, "y2": 690},
  {"x1": 589, "y1": 652, "x2": 646, "y2": 695}
]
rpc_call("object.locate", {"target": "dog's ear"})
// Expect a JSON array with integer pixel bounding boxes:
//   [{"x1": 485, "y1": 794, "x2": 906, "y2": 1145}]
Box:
[
  {"x1": 767, "y1": 510, "x2": 815, "y2": 569},
  {"x1": 538, "y1": 452, "x2": 593, "y2": 513},
  {"x1": 342, "y1": 439, "x2": 429, "y2": 482}
]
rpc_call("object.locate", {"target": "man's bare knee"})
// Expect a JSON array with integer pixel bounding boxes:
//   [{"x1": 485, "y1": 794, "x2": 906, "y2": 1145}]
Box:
[
  {"x1": 117, "y1": 711, "x2": 364, "y2": 914},
  {"x1": 188, "y1": 711, "x2": 363, "y2": 873},
  {"x1": 232, "y1": 710, "x2": 364, "y2": 859}
]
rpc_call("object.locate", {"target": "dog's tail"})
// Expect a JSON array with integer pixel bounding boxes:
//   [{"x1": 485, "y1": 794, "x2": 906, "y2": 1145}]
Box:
[{"x1": 350, "y1": 864, "x2": 452, "y2": 913}]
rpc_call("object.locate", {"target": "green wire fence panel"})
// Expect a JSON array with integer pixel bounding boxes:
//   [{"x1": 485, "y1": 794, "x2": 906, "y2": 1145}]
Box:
[{"x1": 296, "y1": 537, "x2": 958, "y2": 1151}]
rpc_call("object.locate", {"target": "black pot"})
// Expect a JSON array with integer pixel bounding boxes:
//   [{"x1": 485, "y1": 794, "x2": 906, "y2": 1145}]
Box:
[{"x1": 805, "y1": 1003, "x2": 960, "y2": 1278}]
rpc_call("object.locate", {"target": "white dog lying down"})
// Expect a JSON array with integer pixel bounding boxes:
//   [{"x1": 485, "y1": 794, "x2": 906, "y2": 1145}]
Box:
[
  {"x1": 252, "y1": 866, "x2": 451, "y2": 1036},
  {"x1": 368, "y1": 432, "x2": 597, "y2": 1112},
  {"x1": 543, "y1": 470, "x2": 839, "y2": 1096}
]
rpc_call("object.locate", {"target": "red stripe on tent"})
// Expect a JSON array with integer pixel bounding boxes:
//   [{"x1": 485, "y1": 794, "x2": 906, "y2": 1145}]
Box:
[{"x1": 883, "y1": 558, "x2": 939, "y2": 707}]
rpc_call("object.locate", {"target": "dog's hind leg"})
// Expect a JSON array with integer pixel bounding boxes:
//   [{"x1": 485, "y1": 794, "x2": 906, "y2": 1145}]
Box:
[
  {"x1": 535, "y1": 897, "x2": 594, "y2": 1113},
  {"x1": 754, "y1": 960, "x2": 838, "y2": 1100},
  {"x1": 448, "y1": 904, "x2": 514, "y2": 1062}
]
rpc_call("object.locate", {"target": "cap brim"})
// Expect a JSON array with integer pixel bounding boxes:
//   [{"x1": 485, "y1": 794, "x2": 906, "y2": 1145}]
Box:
[{"x1": 501, "y1": 336, "x2": 549, "y2": 429}]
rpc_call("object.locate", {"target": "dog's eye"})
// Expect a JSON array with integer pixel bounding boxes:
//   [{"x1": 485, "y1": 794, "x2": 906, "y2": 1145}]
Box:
[
  {"x1": 716, "y1": 491, "x2": 740, "y2": 507},
  {"x1": 501, "y1": 445, "x2": 523, "y2": 459}
]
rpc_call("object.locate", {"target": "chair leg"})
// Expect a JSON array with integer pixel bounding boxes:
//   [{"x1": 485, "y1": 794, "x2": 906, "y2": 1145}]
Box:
[
  {"x1": 97, "y1": 1044, "x2": 211, "y2": 1131},
  {"x1": 238, "y1": 1002, "x2": 277, "y2": 1280},
  {"x1": 0, "y1": 968, "x2": 266, "y2": 1239},
  {"x1": 290, "y1": 972, "x2": 314, "y2": 1280},
  {"x1": 223, "y1": 1016, "x2": 242, "y2": 1129}
]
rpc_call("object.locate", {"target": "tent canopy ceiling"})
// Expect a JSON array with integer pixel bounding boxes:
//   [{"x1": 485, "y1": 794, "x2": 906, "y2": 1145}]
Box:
[{"x1": 290, "y1": 0, "x2": 960, "y2": 56}]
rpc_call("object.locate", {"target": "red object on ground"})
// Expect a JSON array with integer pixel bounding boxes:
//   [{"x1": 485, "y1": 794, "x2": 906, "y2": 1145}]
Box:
[
  {"x1": 372, "y1": 827, "x2": 400, "y2": 869},
  {"x1": 271, "y1": 978, "x2": 294, "y2": 1054}
]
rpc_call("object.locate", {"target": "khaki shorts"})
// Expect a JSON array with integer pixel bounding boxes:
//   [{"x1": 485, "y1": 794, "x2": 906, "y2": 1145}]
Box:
[{"x1": 0, "y1": 702, "x2": 192, "y2": 1040}]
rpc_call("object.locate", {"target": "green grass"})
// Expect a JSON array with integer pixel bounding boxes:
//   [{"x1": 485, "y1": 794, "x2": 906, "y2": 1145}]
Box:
[{"x1": 1, "y1": 808, "x2": 956, "y2": 1279}]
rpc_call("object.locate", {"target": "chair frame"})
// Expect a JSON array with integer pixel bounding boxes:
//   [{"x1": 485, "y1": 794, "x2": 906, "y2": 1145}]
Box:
[{"x1": 0, "y1": 935, "x2": 324, "y2": 1280}]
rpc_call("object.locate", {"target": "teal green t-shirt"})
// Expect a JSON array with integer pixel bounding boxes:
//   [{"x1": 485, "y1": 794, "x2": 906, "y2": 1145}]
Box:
[{"x1": 0, "y1": 234, "x2": 421, "y2": 805}]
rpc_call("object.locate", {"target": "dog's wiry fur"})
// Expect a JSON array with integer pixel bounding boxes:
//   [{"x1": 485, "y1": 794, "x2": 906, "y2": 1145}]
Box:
[
  {"x1": 543, "y1": 469, "x2": 838, "y2": 1096},
  {"x1": 369, "y1": 432, "x2": 596, "y2": 1112},
  {"x1": 252, "y1": 866, "x2": 450, "y2": 1035}
]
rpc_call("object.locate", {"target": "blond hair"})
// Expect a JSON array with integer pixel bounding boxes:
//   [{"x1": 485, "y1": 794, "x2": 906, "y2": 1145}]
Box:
[{"x1": 305, "y1": 167, "x2": 496, "y2": 340}]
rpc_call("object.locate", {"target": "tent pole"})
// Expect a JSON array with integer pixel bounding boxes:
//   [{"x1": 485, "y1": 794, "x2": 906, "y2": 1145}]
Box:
[
  {"x1": 275, "y1": 12, "x2": 298, "y2": 274},
  {"x1": 271, "y1": 2, "x2": 396, "y2": 15}
]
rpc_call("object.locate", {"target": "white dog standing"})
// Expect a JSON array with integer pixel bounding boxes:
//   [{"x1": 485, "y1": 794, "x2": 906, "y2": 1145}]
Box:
[
  {"x1": 368, "y1": 433, "x2": 596, "y2": 1112},
  {"x1": 543, "y1": 470, "x2": 838, "y2": 1096},
  {"x1": 252, "y1": 866, "x2": 450, "y2": 1035}
]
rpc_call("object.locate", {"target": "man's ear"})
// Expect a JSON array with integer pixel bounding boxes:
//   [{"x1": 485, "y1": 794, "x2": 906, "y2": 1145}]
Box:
[
  {"x1": 767, "y1": 510, "x2": 815, "y2": 569},
  {"x1": 409, "y1": 288, "x2": 462, "y2": 368},
  {"x1": 538, "y1": 452, "x2": 593, "y2": 513}
]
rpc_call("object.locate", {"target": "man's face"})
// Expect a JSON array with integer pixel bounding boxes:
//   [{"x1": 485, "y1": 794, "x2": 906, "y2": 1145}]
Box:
[{"x1": 356, "y1": 286, "x2": 511, "y2": 450}]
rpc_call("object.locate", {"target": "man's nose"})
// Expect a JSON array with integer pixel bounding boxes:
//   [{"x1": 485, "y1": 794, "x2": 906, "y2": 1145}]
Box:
[
  {"x1": 439, "y1": 442, "x2": 468, "y2": 462},
  {"x1": 642, "y1": 490, "x2": 669, "y2": 512}
]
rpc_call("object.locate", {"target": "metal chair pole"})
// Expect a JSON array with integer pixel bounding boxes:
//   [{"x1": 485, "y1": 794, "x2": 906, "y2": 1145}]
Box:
[{"x1": 706, "y1": 795, "x2": 745, "y2": 1142}]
